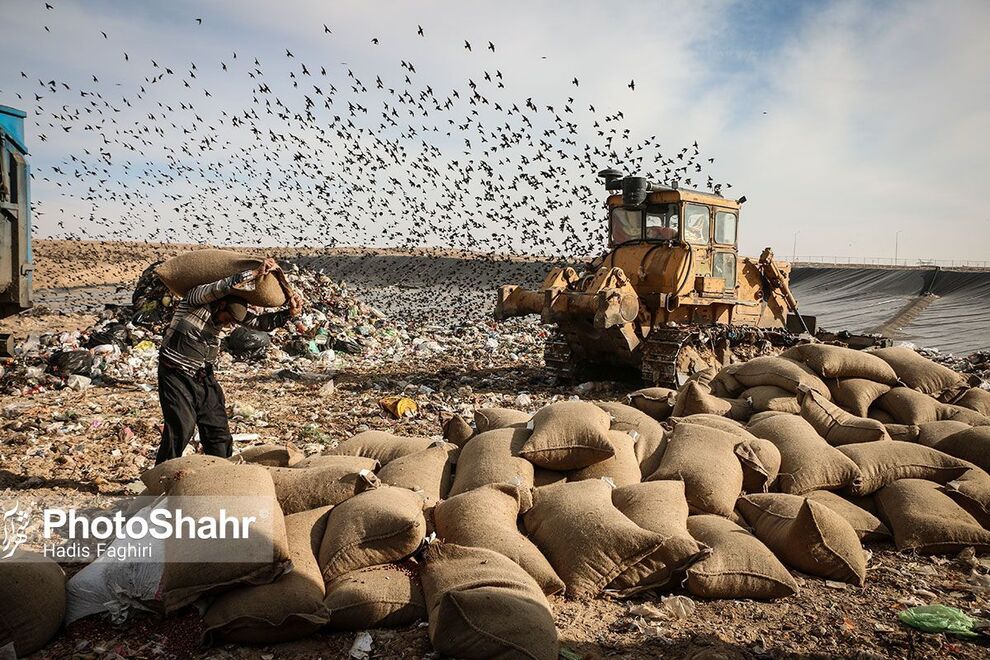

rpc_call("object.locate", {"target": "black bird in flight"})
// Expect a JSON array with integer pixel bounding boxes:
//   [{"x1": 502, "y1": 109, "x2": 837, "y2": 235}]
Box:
[
  {"x1": 628, "y1": 79, "x2": 635, "y2": 90},
  {"x1": 464, "y1": 40, "x2": 471, "y2": 51},
  {"x1": 417, "y1": 25, "x2": 424, "y2": 36}
]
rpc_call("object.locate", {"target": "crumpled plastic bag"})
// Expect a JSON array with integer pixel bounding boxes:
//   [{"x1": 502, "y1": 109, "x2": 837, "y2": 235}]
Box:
[{"x1": 898, "y1": 604, "x2": 979, "y2": 638}]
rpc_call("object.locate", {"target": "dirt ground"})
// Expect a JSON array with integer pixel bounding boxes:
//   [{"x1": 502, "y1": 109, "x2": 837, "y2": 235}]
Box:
[{"x1": 2, "y1": 241, "x2": 989, "y2": 659}]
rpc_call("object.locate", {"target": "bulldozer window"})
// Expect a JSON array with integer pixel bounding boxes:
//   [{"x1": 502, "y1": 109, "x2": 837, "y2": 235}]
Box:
[
  {"x1": 683, "y1": 203, "x2": 710, "y2": 244},
  {"x1": 715, "y1": 211, "x2": 737, "y2": 245},
  {"x1": 610, "y1": 207, "x2": 643, "y2": 244},
  {"x1": 713, "y1": 252, "x2": 737, "y2": 291},
  {"x1": 645, "y1": 204, "x2": 679, "y2": 240}
]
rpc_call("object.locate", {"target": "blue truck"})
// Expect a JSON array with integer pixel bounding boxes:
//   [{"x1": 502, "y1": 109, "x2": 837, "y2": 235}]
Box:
[{"x1": 0, "y1": 105, "x2": 33, "y2": 354}]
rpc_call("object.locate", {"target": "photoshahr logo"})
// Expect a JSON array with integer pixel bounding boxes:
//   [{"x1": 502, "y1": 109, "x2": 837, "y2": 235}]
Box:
[{"x1": 2, "y1": 502, "x2": 31, "y2": 559}]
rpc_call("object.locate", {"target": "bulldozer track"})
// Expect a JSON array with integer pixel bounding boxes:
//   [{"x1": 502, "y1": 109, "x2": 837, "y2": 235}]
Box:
[
  {"x1": 544, "y1": 332, "x2": 579, "y2": 382},
  {"x1": 640, "y1": 328, "x2": 695, "y2": 387}
]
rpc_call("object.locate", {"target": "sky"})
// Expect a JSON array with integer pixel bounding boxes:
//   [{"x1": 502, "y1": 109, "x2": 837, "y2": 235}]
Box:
[{"x1": 1, "y1": 0, "x2": 988, "y2": 261}]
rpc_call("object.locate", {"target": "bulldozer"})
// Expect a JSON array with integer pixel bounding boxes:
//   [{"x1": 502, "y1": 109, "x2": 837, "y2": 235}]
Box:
[{"x1": 495, "y1": 168, "x2": 824, "y2": 387}]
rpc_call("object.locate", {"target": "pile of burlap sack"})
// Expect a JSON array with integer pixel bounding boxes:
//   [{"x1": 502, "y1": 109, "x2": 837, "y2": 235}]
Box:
[{"x1": 4, "y1": 344, "x2": 990, "y2": 659}]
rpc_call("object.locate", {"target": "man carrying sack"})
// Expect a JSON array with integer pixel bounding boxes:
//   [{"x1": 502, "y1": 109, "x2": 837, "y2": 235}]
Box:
[{"x1": 155, "y1": 257, "x2": 303, "y2": 464}]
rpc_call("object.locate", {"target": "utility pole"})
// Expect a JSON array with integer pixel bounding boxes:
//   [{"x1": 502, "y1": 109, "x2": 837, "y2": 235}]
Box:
[{"x1": 792, "y1": 231, "x2": 799, "y2": 262}]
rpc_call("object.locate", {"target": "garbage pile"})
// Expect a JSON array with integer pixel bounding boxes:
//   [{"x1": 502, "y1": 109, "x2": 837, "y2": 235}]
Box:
[{"x1": 4, "y1": 343, "x2": 989, "y2": 658}]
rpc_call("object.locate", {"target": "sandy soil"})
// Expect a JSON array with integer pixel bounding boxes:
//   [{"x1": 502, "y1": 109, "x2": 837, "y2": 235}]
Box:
[{"x1": 3, "y1": 240, "x2": 989, "y2": 659}]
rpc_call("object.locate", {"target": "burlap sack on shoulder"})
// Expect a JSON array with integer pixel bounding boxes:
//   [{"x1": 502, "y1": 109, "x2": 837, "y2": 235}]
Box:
[
  {"x1": 738, "y1": 494, "x2": 866, "y2": 585},
  {"x1": 318, "y1": 485, "x2": 426, "y2": 583},
  {"x1": 646, "y1": 423, "x2": 744, "y2": 517},
  {"x1": 474, "y1": 407, "x2": 531, "y2": 432},
  {"x1": 524, "y1": 480, "x2": 665, "y2": 599},
  {"x1": 742, "y1": 386, "x2": 801, "y2": 414},
  {"x1": 203, "y1": 506, "x2": 331, "y2": 644},
  {"x1": 672, "y1": 382, "x2": 753, "y2": 421},
  {"x1": 942, "y1": 468, "x2": 990, "y2": 529},
  {"x1": 441, "y1": 413, "x2": 475, "y2": 446},
  {"x1": 448, "y1": 427, "x2": 535, "y2": 496},
  {"x1": 324, "y1": 564, "x2": 426, "y2": 631},
  {"x1": 685, "y1": 515, "x2": 798, "y2": 600},
  {"x1": 292, "y1": 454, "x2": 380, "y2": 471},
  {"x1": 520, "y1": 401, "x2": 614, "y2": 470},
  {"x1": 748, "y1": 414, "x2": 862, "y2": 494},
  {"x1": 161, "y1": 464, "x2": 291, "y2": 613},
  {"x1": 596, "y1": 401, "x2": 668, "y2": 478},
  {"x1": 434, "y1": 483, "x2": 564, "y2": 596},
  {"x1": 421, "y1": 543, "x2": 558, "y2": 660},
  {"x1": 377, "y1": 442, "x2": 458, "y2": 505},
  {"x1": 267, "y1": 465, "x2": 373, "y2": 514},
  {"x1": 934, "y1": 427, "x2": 990, "y2": 473},
  {"x1": 805, "y1": 490, "x2": 890, "y2": 541},
  {"x1": 567, "y1": 431, "x2": 641, "y2": 487},
  {"x1": 0, "y1": 551, "x2": 65, "y2": 657},
  {"x1": 956, "y1": 387, "x2": 990, "y2": 417},
  {"x1": 231, "y1": 443, "x2": 304, "y2": 467},
  {"x1": 156, "y1": 249, "x2": 286, "y2": 307},
  {"x1": 141, "y1": 454, "x2": 230, "y2": 496},
  {"x1": 876, "y1": 479, "x2": 990, "y2": 553},
  {"x1": 782, "y1": 344, "x2": 898, "y2": 383},
  {"x1": 330, "y1": 431, "x2": 434, "y2": 466},
  {"x1": 627, "y1": 387, "x2": 676, "y2": 421},
  {"x1": 733, "y1": 356, "x2": 831, "y2": 399},
  {"x1": 799, "y1": 387, "x2": 890, "y2": 445},
  {"x1": 838, "y1": 441, "x2": 972, "y2": 496},
  {"x1": 608, "y1": 481, "x2": 710, "y2": 595},
  {"x1": 828, "y1": 378, "x2": 892, "y2": 417},
  {"x1": 870, "y1": 346, "x2": 966, "y2": 397}
]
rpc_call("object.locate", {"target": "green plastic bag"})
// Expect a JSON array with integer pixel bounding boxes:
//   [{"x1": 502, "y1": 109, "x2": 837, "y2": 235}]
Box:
[{"x1": 898, "y1": 604, "x2": 978, "y2": 638}]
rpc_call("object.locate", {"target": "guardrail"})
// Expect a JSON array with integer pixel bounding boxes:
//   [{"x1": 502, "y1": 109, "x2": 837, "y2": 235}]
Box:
[{"x1": 789, "y1": 256, "x2": 990, "y2": 268}]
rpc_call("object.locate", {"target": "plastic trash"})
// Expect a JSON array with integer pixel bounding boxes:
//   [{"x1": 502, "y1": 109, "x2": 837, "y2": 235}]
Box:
[
  {"x1": 47, "y1": 350, "x2": 95, "y2": 377},
  {"x1": 379, "y1": 395, "x2": 418, "y2": 419},
  {"x1": 225, "y1": 326, "x2": 271, "y2": 360},
  {"x1": 898, "y1": 604, "x2": 979, "y2": 638}
]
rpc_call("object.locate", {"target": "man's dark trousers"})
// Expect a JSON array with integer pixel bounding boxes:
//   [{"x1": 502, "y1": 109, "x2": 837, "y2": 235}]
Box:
[{"x1": 156, "y1": 363, "x2": 233, "y2": 464}]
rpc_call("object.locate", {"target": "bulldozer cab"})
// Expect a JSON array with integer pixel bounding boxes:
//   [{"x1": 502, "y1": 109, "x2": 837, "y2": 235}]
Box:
[{"x1": 0, "y1": 104, "x2": 33, "y2": 321}]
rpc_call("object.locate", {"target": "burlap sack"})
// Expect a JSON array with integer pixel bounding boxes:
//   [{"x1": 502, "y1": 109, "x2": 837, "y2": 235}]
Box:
[
  {"x1": 523, "y1": 480, "x2": 665, "y2": 599},
  {"x1": 746, "y1": 410, "x2": 792, "y2": 425},
  {"x1": 627, "y1": 387, "x2": 676, "y2": 421},
  {"x1": 868, "y1": 408, "x2": 896, "y2": 424},
  {"x1": 741, "y1": 386, "x2": 801, "y2": 414},
  {"x1": 161, "y1": 464, "x2": 291, "y2": 612},
  {"x1": 799, "y1": 387, "x2": 890, "y2": 445},
  {"x1": 884, "y1": 424, "x2": 920, "y2": 443},
  {"x1": 828, "y1": 378, "x2": 892, "y2": 417},
  {"x1": 711, "y1": 363, "x2": 747, "y2": 398},
  {"x1": 534, "y1": 468, "x2": 567, "y2": 487},
  {"x1": 331, "y1": 431, "x2": 434, "y2": 466},
  {"x1": 915, "y1": 420, "x2": 975, "y2": 447},
  {"x1": 685, "y1": 515, "x2": 798, "y2": 600},
  {"x1": 267, "y1": 465, "x2": 372, "y2": 515},
  {"x1": 474, "y1": 407, "x2": 531, "y2": 432},
  {"x1": 203, "y1": 506, "x2": 331, "y2": 644},
  {"x1": 805, "y1": 490, "x2": 890, "y2": 541},
  {"x1": 520, "y1": 401, "x2": 614, "y2": 470},
  {"x1": 434, "y1": 483, "x2": 564, "y2": 596},
  {"x1": 684, "y1": 367, "x2": 717, "y2": 391},
  {"x1": 870, "y1": 346, "x2": 966, "y2": 397},
  {"x1": 933, "y1": 427, "x2": 990, "y2": 473},
  {"x1": 672, "y1": 413, "x2": 746, "y2": 434},
  {"x1": 646, "y1": 423, "x2": 744, "y2": 517},
  {"x1": 595, "y1": 402, "x2": 668, "y2": 478},
  {"x1": 441, "y1": 413, "x2": 475, "y2": 446},
  {"x1": 324, "y1": 564, "x2": 426, "y2": 631},
  {"x1": 876, "y1": 479, "x2": 990, "y2": 553},
  {"x1": 156, "y1": 249, "x2": 286, "y2": 307},
  {"x1": 838, "y1": 441, "x2": 972, "y2": 495},
  {"x1": 0, "y1": 551, "x2": 66, "y2": 657},
  {"x1": 141, "y1": 454, "x2": 229, "y2": 496},
  {"x1": 448, "y1": 428, "x2": 535, "y2": 496},
  {"x1": 942, "y1": 468, "x2": 990, "y2": 529},
  {"x1": 955, "y1": 387, "x2": 990, "y2": 417},
  {"x1": 567, "y1": 431, "x2": 642, "y2": 487},
  {"x1": 292, "y1": 454, "x2": 380, "y2": 471},
  {"x1": 608, "y1": 481, "x2": 710, "y2": 595},
  {"x1": 672, "y1": 382, "x2": 753, "y2": 421},
  {"x1": 733, "y1": 356, "x2": 831, "y2": 398},
  {"x1": 738, "y1": 494, "x2": 866, "y2": 585},
  {"x1": 782, "y1": 344, "x2": 898, "y2": 383},
  {"x1": 873, "y1": 387, "x2": 989, "y2": 426},
  {"x1": 231, "y1": 443, "x2": 304, "y2": 467},
  {"x1": 318, "y1": 486, "x2": 427, "y2": 583},
  {"x1": 748, "y1": 414, "x2": 862, "y2": 494},
  {"x1": 737, "y1": 436, "x2": 782, "y2": 493},
  {"x1": 421, "y1": 543, "x2": 558, "y2": 660},
  {"x1": 377, "y1": 442, "x2": 458, "y2": 505}
]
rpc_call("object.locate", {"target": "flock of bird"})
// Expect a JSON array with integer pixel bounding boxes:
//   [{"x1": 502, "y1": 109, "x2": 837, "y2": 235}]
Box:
[{"x1": 8, "y1": 3, "x2": 737, "y2": 263}]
